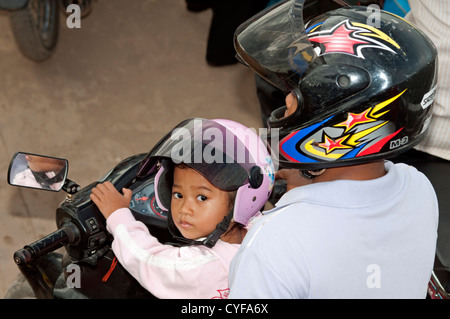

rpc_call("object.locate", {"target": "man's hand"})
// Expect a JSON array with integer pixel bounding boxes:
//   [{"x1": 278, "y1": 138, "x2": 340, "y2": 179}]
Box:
[{"x1": 90, "y1": 181, "x2": 132, "y2": 219}]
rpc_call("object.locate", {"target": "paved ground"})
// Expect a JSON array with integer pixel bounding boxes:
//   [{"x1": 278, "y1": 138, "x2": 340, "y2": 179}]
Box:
[{"x1": 0, "y1": 0, "x2": 265, "y2": 297}]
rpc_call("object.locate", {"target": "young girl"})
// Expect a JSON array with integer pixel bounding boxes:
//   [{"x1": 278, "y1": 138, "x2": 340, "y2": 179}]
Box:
[{"x1": 90, "y1": 118, "x2": 274, "y2": 299}]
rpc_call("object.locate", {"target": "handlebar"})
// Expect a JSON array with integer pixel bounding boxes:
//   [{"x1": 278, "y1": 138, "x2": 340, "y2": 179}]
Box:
[{"x1": 13, "y1": 223, "x2": 80, "y2": 266}]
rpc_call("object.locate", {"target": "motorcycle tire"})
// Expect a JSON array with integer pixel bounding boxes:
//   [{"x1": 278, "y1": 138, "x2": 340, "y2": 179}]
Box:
[
  {"x1": 9, "y1": 0, "x2": 59, "y2": 62},
  {"x1": 3, "y1": 252, "x2": 63, "y2": 299},
  {"x1": 60, "y1": 0, "x2": 94, "y2": 18},
  {"x1": 3, "y1": 273, "x2": 36, "y2": 299}
]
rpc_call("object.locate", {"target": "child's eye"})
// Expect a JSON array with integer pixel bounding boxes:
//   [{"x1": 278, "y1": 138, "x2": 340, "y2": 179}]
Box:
[
  {"x1": 173, "y1": 192, "x2": 182, "y2": 199},
  {"x1": 196, "y1": 195, "x2": 207, "y2": 202}
]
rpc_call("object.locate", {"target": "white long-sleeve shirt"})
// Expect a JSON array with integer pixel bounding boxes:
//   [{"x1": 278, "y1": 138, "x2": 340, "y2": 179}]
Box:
[{"x1": 106, "y1": 208, "x2": 240, "y2": 299}]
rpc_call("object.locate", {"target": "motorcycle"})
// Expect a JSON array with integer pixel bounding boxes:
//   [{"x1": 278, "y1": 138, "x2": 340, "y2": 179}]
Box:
[
  {"x1": 4, "y1": 150, "x2": 449, "y2": 299},
  {"x1": 0, "y1": 0, "x2": 94, "y2": 62},
  {"x1": 4, "y1": 151, "x2": 173, "y2": 299},
  {"x1": 4, "y1": 147, "x2": 450, "y2": 299}
]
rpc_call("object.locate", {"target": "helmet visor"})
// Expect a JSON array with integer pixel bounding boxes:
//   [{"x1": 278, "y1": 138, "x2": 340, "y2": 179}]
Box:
[
  {"x1": 234, "y1": 0, "x2": 317, "y2": 92},
  {"x1": 137, "y1": 118, "x2": 255, "y2": 191}
]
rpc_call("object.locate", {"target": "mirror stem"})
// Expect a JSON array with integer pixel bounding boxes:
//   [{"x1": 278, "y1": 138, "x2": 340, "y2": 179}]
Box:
[{"x1": 62, "y1": 178, "x2": 80, "y2": 195}]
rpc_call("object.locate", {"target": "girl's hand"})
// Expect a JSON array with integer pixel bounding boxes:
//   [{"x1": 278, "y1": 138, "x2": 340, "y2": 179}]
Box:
[{"x1": 90, "y1": 181, "x2": 132, "y2": 219}]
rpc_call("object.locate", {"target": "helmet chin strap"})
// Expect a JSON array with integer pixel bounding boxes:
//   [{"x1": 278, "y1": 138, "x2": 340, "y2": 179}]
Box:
[
  {"x1": 202, "y1": 210, "x2": 234, "y2": 248},
  {"x1": 29, "y1": 167, "x2": 65, "y2": 189},
  {"x1": 167, "y1": 209, "x2": 234, "y2": 248},
  {"x1": 300, "y1": 168, "x2": 326, "y2": 180}
]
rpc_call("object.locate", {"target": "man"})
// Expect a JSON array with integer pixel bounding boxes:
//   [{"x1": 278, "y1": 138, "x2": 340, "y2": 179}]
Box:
[{"x1": 229, "y1": 0, "x2": 438, "y2": 298}]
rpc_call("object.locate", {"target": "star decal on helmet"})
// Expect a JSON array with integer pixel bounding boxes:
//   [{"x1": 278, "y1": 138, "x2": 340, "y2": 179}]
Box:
[
  {"x1": 335, "y1": 109, "x2": 376, "y2": 133},
  {"x1": 306, "y1": 20, "x2": 401, "y2": 59},
  {"x1": 318, "y1": 134, "x2": 352, "y2": 154},
  {"x1": 279, "y1": 90, "x2": 407, "y2": 163}
]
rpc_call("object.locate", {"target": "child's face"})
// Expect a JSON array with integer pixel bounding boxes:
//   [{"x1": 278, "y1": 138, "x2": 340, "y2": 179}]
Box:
[{"x1": 171, "y1": 166, "x2": 231, "y2": 240}]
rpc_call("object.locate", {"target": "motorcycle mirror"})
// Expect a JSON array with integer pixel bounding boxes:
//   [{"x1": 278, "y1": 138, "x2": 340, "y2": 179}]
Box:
[{"x1": 7, "y1": 152, "x2": 68, "y2": 192}]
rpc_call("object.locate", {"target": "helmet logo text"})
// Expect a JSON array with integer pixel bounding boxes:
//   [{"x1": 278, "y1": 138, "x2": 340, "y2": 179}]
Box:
[{"x1": 390, "y1": 136, "x2": 409, "y2": 149}]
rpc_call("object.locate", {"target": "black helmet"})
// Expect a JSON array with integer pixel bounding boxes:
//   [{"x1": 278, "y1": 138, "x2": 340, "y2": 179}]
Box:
[{"x1": 234, "y1": 0, "x2": 438, "y2": 170}]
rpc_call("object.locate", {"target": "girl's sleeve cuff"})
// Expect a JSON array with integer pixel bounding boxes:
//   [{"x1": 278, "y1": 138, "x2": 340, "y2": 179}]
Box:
[{"x1": 106, "y1": 207, "x2": 136, "y2": 234}]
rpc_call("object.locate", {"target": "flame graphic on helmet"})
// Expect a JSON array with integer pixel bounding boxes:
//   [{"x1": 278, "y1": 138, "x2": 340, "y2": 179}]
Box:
[
  {"x1": 280, "y1": 90, "x2": 407, "y2": 163},
  {"x1": 305, "y1": 20, "x2": 401, "y2": 59}
]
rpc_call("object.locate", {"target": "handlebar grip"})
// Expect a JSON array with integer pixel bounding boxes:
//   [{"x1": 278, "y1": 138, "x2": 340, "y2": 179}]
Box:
[
  {"x1": 13, "y1": 247, "x2": 34, "y2": 265},
  {"x1": 13, "y1": 224, "x2": 80, "y2": 266}
]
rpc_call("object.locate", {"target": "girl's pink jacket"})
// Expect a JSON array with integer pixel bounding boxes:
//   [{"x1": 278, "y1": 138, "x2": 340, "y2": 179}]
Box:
[{"x1": 106, "y1": 207, "x2": 240, "y2": 299}]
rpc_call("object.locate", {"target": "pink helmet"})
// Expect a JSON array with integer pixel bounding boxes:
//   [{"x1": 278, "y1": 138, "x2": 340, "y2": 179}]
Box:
[{"x1": 137, "y1": 118, "x2": 275, "y2": 247}]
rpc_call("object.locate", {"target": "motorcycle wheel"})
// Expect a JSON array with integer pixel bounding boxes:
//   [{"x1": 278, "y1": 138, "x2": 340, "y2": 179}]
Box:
[
  {"x1": 3, "y1": 273, "x2": 36, "y2": 299},
  {"x1": 61, "y1": 0, "x2": 94, "y2": 18},
  {"x1": 3, "y1": 252, "x2": 63, "y2": 299},
  {"x1": 9, "y1": 0, "x2": 59, "y2": 62}
]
